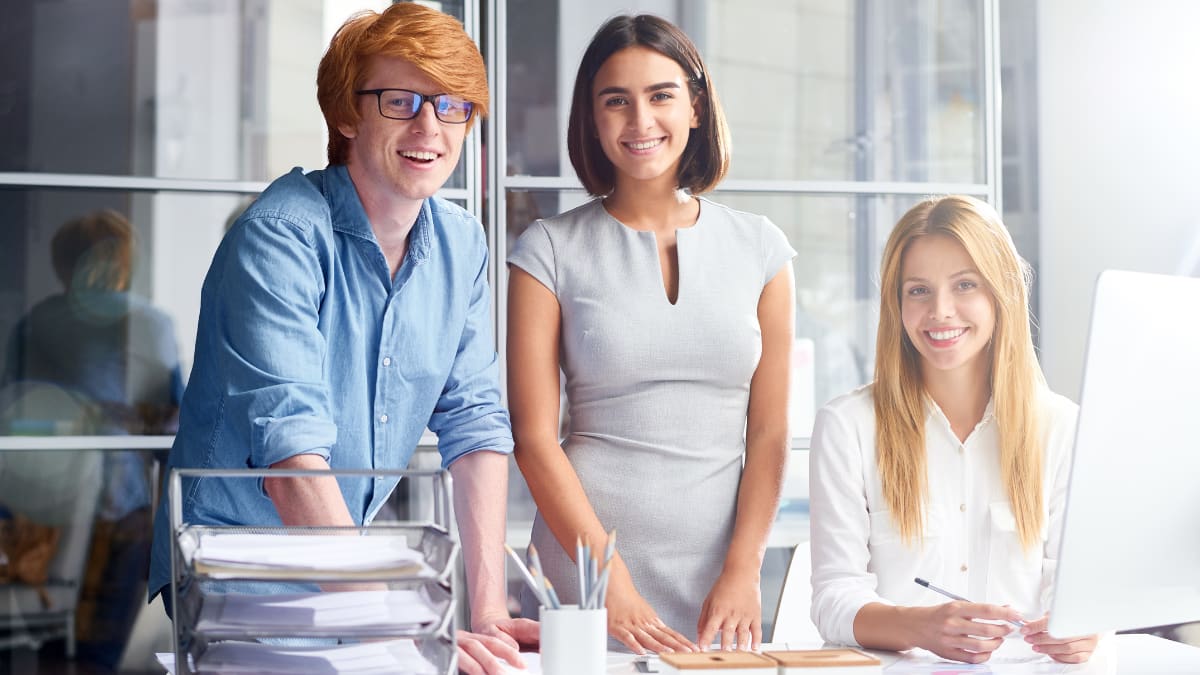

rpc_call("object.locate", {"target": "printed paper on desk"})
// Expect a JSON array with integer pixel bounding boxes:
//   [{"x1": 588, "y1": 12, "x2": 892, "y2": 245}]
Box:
[
  {"x1": 882, "y1": 639, "x2": 1067, "y2": 674},
  {"x1": 764, "y1": 648, "x2": 881, "y2": 673},
  {"x1": 659, "y1": 651, "x2": 776, "y2": 674}
]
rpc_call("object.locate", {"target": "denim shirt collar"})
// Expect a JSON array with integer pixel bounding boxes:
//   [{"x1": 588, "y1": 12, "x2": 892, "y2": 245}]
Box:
[{"x1": 320, "y1": 164, "x2": 433, "y2": 265}]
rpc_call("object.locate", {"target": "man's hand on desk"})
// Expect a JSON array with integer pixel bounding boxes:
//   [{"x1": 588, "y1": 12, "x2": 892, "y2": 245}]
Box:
[
  {"x1": 457, "y1": 615, "x2": 539, "y2": 675},
  {"x1": 473, "y1": 614, "x2": 540, "y2": 650},
  {"x1": 1019, "y1": 614, "x2": 1098, "y2": 664}
]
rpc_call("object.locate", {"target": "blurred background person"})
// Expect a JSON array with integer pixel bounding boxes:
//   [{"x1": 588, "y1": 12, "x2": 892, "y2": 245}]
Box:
[{"x1": 2, "y1": 208, "x2": 183, "y2": 667}]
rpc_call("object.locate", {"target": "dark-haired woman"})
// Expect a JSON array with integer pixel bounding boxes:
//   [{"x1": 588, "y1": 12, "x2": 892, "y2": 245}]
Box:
[{"x1": 507, "y1": 14, "x2": 795, "y2": 655}]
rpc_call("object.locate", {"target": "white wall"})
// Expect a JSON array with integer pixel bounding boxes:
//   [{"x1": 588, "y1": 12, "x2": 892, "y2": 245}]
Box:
[{"x1": 1037, "y1": 0, "x2": 1200, "y2": 399}]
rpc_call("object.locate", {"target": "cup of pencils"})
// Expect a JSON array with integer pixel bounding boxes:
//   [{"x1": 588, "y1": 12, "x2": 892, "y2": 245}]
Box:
[{"x1": 506, "y1": 530, "x2": 615, "y2": 675}]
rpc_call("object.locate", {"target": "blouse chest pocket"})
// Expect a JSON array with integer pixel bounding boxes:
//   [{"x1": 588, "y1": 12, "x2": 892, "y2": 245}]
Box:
[
  {"x1": 987, "y1": 501, "x2": 1044, "y2": 567},
  {"x1": 867, "y1": 506, "x2": 947, "y2": 588},
  {"x1": 868, "y1": 505, "x2": 945, "y2": 548}
]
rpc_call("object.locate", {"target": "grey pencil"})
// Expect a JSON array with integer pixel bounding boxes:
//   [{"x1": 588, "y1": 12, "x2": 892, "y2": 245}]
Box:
[
  {"x1": 603, "y1": 528, "x2": 617, "y2": 567},
  {"x1": 585, "y1": 563, "x2": 611, "y2": 610},
  {"x1": 528, "y1": 543, "x2": 545, "y2": 581},
  {"x1": 505, "y1": 544, "x2": 550, "y2": 607},
  {"x1": 544, "y1": 577, "x2": 562, "y2": 609},
  {"x1": 576, "y1": 536, "x2": 587, "y2": 606}
]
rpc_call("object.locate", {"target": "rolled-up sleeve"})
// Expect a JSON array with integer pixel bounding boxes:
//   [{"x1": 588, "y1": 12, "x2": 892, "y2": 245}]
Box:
[
  {"x1": 429, "y1": 241, "x2": 514, "y2": 468},
  {"x1": 809, "y1": 404, "x2": 887, "y2": 646},
  {"x1": 216, "y1": 215, "x2": 337, "y2": 469}
]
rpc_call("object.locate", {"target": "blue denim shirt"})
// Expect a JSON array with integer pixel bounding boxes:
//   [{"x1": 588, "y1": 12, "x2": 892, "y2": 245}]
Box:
[{"x1": 149, "y1": 165, "x2": 513, "y2": 599}]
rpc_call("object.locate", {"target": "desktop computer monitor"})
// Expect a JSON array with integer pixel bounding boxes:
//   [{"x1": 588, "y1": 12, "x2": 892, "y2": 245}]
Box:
[{"x1": 1048, "y1": 270, "x2": 1200, "y2": 637}]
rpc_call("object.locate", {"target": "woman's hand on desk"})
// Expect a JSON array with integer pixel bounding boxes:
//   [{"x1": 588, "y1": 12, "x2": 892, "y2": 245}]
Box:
[
  {"x1": 1019, "y1": 614, "x2": 1098, "y2": 663},
  {"x1": 606, "y1": 568, "x2": 699, "y2": 655},
  {"x1": 696, "y1": 567, "x2": 762, "y2": 651},
  {"x1": 908, "y1": 601, "x2": 1020, "y2": 663}
]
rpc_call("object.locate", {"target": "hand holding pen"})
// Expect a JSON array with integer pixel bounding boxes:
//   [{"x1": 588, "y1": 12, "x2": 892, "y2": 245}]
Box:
[
  {"x1": 914, "y1": 578, "x2": 1025, "y2": 627},
  {"x1": 909, "y1": 577, "x2": 1025, "y2": 664}
]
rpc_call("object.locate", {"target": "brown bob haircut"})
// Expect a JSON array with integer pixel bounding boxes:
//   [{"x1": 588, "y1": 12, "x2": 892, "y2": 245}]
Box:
[
  {"x1": 317, "y1": 2, "x2": 489, "y2": 166},
  {"x1": 52, "y1": 209, "x2": 134, "y2": 292},
  {"x1": 567, "y1": 14, "x2": 731, "y2": 196}
]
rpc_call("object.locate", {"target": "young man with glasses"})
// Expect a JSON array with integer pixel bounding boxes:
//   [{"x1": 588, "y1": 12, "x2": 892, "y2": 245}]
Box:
[{"x1": 148, "y1": 5, "x2": 536, "y2": 673}]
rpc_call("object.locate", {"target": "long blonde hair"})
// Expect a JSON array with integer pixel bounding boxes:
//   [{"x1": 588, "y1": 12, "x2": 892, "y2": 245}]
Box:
[{"x1": 874, "y1": 195, "x2": 1046, "y2": 549}]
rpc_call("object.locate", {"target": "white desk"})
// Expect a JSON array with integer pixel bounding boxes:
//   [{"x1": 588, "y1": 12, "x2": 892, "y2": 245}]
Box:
[
  {"x1": 157, "y1": 634, "x2": 1200, "y2": 673},
  {"x1": 600, "y1": 635, "x2": 1200, "y2": 674}
]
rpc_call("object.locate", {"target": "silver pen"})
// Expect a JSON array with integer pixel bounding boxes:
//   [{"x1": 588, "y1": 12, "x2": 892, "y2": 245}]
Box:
[{"x1": 914, "y1": 577, "x2": 1026, "y2": 627}]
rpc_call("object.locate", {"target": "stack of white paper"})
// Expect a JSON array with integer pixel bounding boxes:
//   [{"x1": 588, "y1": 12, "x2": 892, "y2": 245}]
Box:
[
  {"x1": 159, "y1": 647, "x2": 540, "y2": 675},
  {"x1": 184, "y1": 533, "x2": 432, "y2": 579},
  {"x1": 195, "y1": 589, "x2": 446, "y2": 635},
  {"x1": 189, "y1": 639, "x2": 440, "y2": 674}
]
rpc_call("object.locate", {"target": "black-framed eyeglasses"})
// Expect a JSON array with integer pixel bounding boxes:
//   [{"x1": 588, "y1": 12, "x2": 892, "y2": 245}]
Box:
[{"x1": 355, "y1": 88, "x2": 474, "y2": 124}]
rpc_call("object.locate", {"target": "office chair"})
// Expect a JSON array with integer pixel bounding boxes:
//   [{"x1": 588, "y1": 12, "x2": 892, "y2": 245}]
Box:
[
  {"x1": 769, "y1": 540, "x2": 822, "y2": 644},
  {"x1": 0, "y1": 381, "x2": 103, "y2": 658}
]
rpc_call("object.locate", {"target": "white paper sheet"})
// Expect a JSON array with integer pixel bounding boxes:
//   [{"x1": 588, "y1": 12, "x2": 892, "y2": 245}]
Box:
[
  {"x1": 157, "y1": 639, "x2": 440, "y2": 674},
  {"x1": 194, "y1": 589, "x2": 444, "y2": 633},
  {"x1": 185, "y1": 533, "x2": 433, "y2": 578}
]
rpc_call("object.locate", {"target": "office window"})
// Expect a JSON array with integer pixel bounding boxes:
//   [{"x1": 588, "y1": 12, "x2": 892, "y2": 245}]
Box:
[
  {"x1": 0, "y1": 1, "x2": 482, "y2": 665},
  {"x1": 0, "y1": 1, "x2": 479, "y2": 428},
  {"x1": 0, "y1": 0, "x2": 474, "y2": 187},
  {"x1": 505, "y1": 0, "x2": 984, "y2": 185}
]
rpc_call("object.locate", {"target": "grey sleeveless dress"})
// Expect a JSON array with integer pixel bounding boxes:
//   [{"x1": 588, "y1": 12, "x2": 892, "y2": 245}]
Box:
[{"x1": 507, "y1": 197, "x2": 795, "y2": 642}]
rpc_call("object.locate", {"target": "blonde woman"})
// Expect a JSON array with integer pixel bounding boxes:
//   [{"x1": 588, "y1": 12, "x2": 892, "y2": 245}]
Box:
[{"x1": 808, "y1": 196, "x2": 1099, "y2": 664}]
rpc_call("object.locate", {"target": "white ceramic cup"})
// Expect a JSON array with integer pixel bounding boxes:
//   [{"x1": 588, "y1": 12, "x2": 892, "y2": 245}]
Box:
[{"x1": 540, "y1": 604, "x2": 607, "y2": 675}]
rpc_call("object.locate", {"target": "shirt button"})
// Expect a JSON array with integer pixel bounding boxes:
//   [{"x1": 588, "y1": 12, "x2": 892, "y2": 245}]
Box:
[
  {"x1": 959, "y1": 503, "x2": 966, "y2": 512},
  {"x1": 382, "y1": 357, "x2": 392, "y2": 367},
  {"x1": 960, "y1": 563, "x2": 968, "y2": 572},
  {"x1": 379, "y1": 413, "x2": 389, "y2": 424}
]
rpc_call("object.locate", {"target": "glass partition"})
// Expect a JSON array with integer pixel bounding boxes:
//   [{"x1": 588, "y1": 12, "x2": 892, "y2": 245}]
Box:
[
  {"x1": 0, "y1": 0, "x2": 467, "y2": 189},
  {"x1": 504, "y1": 0, "x2": 985, "y2": 184}
]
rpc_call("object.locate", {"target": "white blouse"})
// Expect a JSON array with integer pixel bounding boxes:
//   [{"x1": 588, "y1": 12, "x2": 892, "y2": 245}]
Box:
[{"x1": 808, "y1": 384, "x2": 1078, "y2": 647}]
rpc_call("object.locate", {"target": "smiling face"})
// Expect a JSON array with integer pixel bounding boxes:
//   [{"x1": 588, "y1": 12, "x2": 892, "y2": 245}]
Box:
[
  {"x1": 591, "y1": 46, "x2": 700, "y2": 190},
  {"x1": 900, "y1": 234, "x2": 997, "y2": 385},
  {"x1": 338, "y1": 56, "x2": 466, "y2": 207}
]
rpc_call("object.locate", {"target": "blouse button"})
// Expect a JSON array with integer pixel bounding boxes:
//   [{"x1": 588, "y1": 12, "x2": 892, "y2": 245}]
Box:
[
  {"x1": 960, "y1": 563, "x2": 968, "y2": 572},
  {"x1": 959, "y1": 503, "x2": 966, "y2": 512},
  {"x1": 382, "y1": 356, "x2": 392, "y2": 367},
  {"x1": 379, "y1": 413, "x2": 389, "y2": 424}
]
